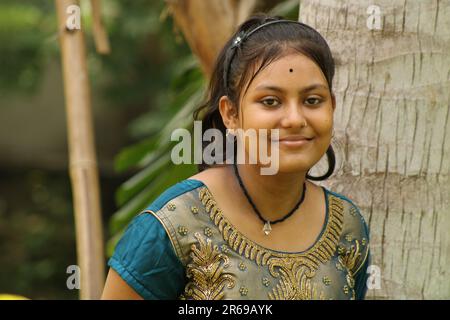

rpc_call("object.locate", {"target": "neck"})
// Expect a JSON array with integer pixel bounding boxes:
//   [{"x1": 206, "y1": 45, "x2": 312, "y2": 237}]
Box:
[{"x1": 229, "y1": 163, "x2": 307, "y2": 222}]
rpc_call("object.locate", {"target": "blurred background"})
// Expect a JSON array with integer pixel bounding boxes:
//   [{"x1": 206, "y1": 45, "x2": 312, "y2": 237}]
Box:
[{"x1": 0, "y1": 0, "x2": 298, "y2": 299}]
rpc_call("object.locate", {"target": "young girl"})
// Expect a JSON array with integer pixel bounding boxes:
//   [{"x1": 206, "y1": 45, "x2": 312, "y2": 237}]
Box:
[{"x1": 101, "y1": 14, "x2": 371, "y2": 300}]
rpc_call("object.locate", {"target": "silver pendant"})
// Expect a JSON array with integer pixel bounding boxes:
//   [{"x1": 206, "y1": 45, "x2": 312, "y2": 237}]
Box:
[{"x1": 263, "y1": 221, "x2": 272, "y2": 235}]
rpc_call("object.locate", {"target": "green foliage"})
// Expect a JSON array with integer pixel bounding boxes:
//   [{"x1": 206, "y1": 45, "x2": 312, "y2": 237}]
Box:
[
  {"x1": 107, "y1": 59, "x2": 205, "y2": 256},
  {"x1": 0, "y1": 170, "x2": 78, "y2": 299},
  {"x1": 91, "y1": 1, "x2": 193, "y2": 110},
  {"x1": 269, "y1": 0, "x2": 300, "y2": 19},
  {"x1": 0, "y1": 1, "x2": 57, "y2": 96}
]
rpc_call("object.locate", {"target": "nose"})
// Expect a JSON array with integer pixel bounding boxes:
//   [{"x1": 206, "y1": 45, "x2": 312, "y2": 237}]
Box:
[{"x1": 280, "y1": 102, "x2": 306, "y2": 128}]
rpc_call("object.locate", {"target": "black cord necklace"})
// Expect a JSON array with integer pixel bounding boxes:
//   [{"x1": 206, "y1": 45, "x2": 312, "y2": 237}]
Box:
[{"x1": 232, "y1": 162, "x2": 306, "y2": 236}]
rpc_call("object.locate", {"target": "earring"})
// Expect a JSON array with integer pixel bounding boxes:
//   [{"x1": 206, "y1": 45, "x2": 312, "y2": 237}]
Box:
[{"x1": 226, "y1": 128, "x2": 235, "y2": 138}]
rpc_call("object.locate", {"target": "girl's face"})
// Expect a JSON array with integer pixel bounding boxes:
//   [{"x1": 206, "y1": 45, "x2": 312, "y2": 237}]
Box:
[{"x1": 223, "y1": 53, "x2": 335, "y2": 174}]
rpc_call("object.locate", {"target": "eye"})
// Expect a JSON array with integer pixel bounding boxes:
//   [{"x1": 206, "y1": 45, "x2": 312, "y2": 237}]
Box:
[
  {"x1": 260, "y1": 98, "x2": 281, "y2": 107},
  {"x1": 305, "y1": 96, "x2": 323, "y2": 106}
]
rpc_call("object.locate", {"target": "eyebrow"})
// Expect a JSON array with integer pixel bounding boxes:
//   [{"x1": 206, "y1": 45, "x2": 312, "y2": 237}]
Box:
[{"x1": 254, "y1": 83, "x2": 329, "y2": 94}]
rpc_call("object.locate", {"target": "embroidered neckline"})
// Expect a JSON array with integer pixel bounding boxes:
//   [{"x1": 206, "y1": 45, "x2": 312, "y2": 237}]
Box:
[{"x1": 198, "y1": 186, "x2": 345, "y2": 267}]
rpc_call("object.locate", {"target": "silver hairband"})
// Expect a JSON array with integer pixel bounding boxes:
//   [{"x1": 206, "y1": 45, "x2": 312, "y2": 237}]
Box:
[{"x1": 223, "y1": 19, "x2": 316, "y2": 92}]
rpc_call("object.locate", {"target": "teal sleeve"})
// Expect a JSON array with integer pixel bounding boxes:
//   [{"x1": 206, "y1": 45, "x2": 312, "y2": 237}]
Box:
[
  {"x1": 354, "y1": 250, "x2": 370, "y2": 300},
  {"x1": 107, "y1": 213, "x2": 186, "y2": 299}
]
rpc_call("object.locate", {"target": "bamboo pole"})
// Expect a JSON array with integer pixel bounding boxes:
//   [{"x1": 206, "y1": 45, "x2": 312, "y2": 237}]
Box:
[
  {"x1": 55, "y1": 0, "x2": 105, "y2": 299},
  {"x1": 90, "y1": 0, "x2": 110, "y2": 54}
]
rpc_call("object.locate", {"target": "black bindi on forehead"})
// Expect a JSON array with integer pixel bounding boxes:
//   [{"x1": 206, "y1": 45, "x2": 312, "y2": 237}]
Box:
[{"x1": 289, "y1": 68, "x2": 293, "y2": 73}]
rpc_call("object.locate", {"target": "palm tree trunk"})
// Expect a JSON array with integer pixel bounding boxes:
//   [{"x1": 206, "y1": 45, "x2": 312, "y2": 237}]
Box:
[{"x1": 300, "y1": 0, "x2": 450, "y2": 299}]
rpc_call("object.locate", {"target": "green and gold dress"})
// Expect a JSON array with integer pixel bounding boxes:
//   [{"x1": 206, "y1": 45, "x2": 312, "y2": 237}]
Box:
[{"x1": 108, "y1": 179, "x2": 371, "y2": 300}]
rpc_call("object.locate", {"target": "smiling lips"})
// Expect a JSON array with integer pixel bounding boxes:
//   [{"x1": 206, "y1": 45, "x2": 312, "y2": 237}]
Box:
[
  {"x1": 272, "y1": 135, "x2": 314, "y2": 147},
  {"x1": 278, "y1": 135, "x2": 313, "y2": 141}
]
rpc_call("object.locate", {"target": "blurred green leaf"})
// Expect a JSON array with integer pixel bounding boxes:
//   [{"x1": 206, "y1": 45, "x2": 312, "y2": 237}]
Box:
[
  {"x1": 109, "y1": 162, "x2": 197, "y2": 235},
  {"x1": 269, "y1": 0, "x2": 299, "y2": 19},
  {"x1": 114, "y1": 137, "x2": 158, "y2": 173},
  {"x1": 115, "y1": 152, "x2": 172, "y2": 206}
]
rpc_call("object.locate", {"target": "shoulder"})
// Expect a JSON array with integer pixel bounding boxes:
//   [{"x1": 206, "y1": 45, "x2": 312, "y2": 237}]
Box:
[
  {"x1": 140, "y1": 178, "x2": 211, "y2": 265},
  {"x1": 325, "y1": 188, "x2": 370, "y2": 241},
  {"x1": 113, "y1": 178, "x2": 205, "y2": 253},
  {"x1": 324, "y1": 187, "x2": 371, "y2": 275},
  {"x1": 143, "y1": 179, "x2": 206, "y2": 213},
  {"x1": 107, "y1": 179, "x2": 206, "y2": 299}
]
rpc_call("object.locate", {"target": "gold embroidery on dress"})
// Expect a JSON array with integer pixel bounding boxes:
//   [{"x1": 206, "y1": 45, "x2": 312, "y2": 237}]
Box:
[
  {"x1": 339, "y1": 240, "x2": 361, "y2": 273},
  {"x1": 183, "y1": 232, "x2": 236, "y2": 300},
  {"x1": 198, "y1": 187, "x2": 344, "y2": 300},
  {"x1": 338, "y1": 239, "x2": 362, "y2": 299},
  {"x1": 268, "y1": 260, "x2": 325, "y2": 300}
]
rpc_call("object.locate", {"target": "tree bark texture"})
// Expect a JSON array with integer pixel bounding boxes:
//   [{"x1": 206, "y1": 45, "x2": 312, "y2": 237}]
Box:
[
  {"x1": 300, "y1": 0, "x2": 450, "y2": 299},
  {"x1": 165, "y1": 0, "x2": 257, "y2": 76}
]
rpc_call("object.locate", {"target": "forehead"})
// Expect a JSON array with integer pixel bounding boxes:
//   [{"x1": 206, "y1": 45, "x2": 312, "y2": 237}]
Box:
[{"x1": 246, "y1": 53, "x2": 328, "y2": 93}]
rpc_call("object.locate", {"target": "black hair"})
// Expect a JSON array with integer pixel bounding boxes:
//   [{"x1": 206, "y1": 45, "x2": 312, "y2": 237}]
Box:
[{"x1": 193, "y1": 13, "x2": 336, "y2": 180}]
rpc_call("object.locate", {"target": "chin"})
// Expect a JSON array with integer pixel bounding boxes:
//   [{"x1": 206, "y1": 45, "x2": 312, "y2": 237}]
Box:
[
  {"x1": 275, "y1": 156, "x2": 314, "y2": 174},
  {"x1": 272, "y1": 142, "x2": 328, "y2": 171}
]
